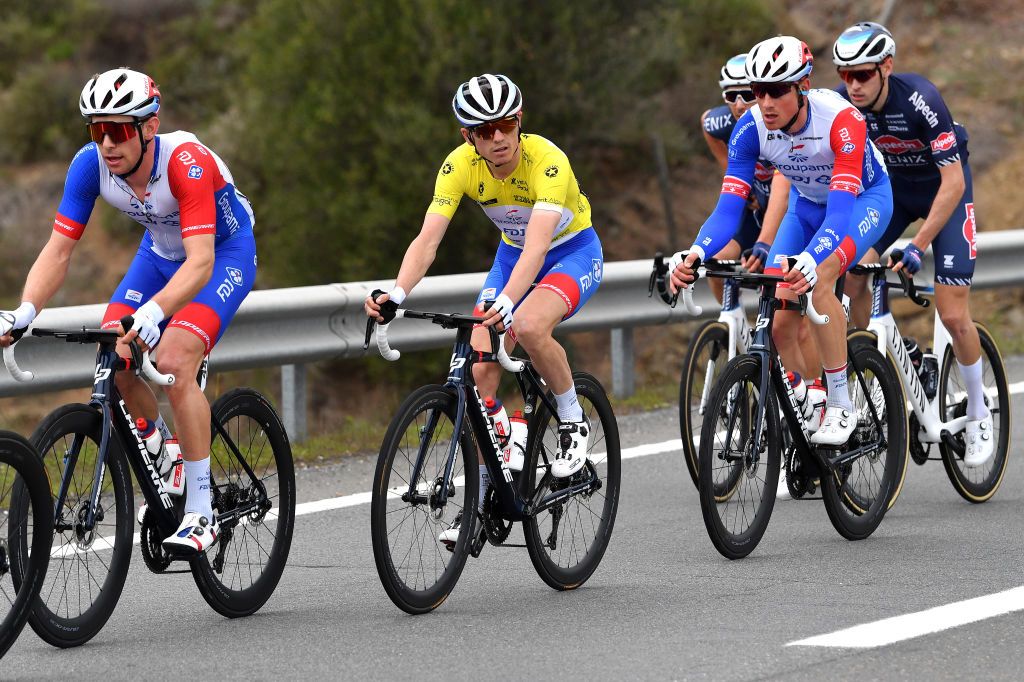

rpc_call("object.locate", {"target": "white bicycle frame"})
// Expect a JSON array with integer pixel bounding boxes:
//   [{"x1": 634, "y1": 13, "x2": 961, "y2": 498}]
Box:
[{"x1": 865, "y1": 280, "x2": 964, "y2": 444}]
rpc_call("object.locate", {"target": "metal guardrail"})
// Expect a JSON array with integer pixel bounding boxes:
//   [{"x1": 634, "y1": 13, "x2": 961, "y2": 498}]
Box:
[{"x1": 2, "y1": 231, "x2": 1021, "y2": 440}]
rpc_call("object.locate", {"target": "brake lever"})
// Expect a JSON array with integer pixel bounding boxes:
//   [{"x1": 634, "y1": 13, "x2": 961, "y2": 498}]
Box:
[{"x1": 888, "y1": 249, "x2": 930, "y2": 309}]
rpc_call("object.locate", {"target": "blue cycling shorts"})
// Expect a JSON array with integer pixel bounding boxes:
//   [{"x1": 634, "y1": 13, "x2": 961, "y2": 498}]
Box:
[
  {"x1": 475, "y1": 228, "x2": 603, "y2": 320},
  {"x1": 101, "y1": 234, "x2": 257, "y2": 353}
]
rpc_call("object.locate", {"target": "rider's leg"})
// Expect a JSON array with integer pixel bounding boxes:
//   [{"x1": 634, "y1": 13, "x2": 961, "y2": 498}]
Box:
[
  {"x1": 845, "y1": 247, "x2": 880, "y2": 330},
  {"x1": 156, "y1": 328, "x2": 212, "y2": 514},
  {"x1": 808, "y1": 253, "x2": 852, "y2": 410}
]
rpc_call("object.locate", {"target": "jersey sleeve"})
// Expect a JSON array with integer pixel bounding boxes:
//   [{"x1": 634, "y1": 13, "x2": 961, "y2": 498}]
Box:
[
  {"x1": 53, "y1": 144, "x2": 101, "y2": 240},
  {"x1": 427, "y1": 147, "x2": 469, "y2": 219},
  {"x1": 805, "y1": 107, "x2": 866, "y2": 265},
  {"x1": 915, "y1": 79, "x2": 961, "y2": 167},
  {"x1": 690, "y1": 111, "x2": 759, "y2": 258},
  {"x1": 166, "y1": 141, "x2": 218, "y2": 239},
  {"x1": 531, "y1": 146, "x2": 571, "y2": 213}
]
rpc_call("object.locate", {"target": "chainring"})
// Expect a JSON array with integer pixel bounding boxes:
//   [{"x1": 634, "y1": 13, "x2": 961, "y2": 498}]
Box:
[
  {"x1": 482, "y1": 486, "x2": 513, "y2": 546},
  {"x1": 139, "y1": 507, "x2": 172, "y2": 574},
  {"x1": 909, "y1": 413, "x2": 930, "y2": 465}
]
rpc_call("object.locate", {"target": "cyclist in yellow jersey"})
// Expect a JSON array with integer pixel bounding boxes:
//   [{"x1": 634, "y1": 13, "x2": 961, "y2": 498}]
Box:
[{"x1": 366, "y1": 74, "x2": 603, "y2": 548}]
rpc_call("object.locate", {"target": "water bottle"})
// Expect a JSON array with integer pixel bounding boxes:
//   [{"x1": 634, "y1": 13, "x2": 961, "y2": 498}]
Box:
[
  {"x1": 484, "y1": 397, "x2": 511, "y2": 450},
  {"x1": 903, "y1": 338, "x2": 923, "y2": 371},
  {"x1": 505, "y1": 410, "x2": 528, "y2": 472},
  {"x1": 805, "y1": 379, "x2": 827, "y2": 432},
  {"x1": 921, "y1": 352, "x2": 939, "y2": 400},
  {"x1": 161, "y1": 438, "x2": 186, "y2": 497},
  {"x1": 136, "y1": 418, "x2": 163, "y2": 460},
  {"x1": 786, "y1": 371, "x2": 807, "y2": 406}
]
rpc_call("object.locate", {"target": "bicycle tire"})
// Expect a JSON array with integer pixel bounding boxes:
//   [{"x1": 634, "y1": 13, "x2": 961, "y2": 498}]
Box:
[
  {"x1": 191, "y1": 389, "x2": 296, "y2": 618},
  {"x1": 820, "y1": 342, "x2": 905, "y2": 540},
  {"x1": 371, "y1": 385, "x2": 477, "y2": 614},
  {"x1": 847, "y1": 329, "x2": 910, "y2": 510},
  {"x1": 1, "y1": 432, "x2": 53, "y2": 659},
  {"x1": 698, "y1": 355, "x2": 780, "y2": 560},
  {"x1": 937, "y1": 324, "x2": 1010, "y2": 503},
  {"x1": 16, "y1": 404, "x2": 133, "y2": 648},
  {"x1": 679, "y1": 321, "x2": 730, "y2": 489},
  {"x1": 523, "y1": 372, "x2": 621, "y2": 590}
]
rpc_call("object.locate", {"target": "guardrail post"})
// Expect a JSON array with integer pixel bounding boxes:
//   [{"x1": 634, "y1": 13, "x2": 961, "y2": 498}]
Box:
[
  {"x1": 610, "y1": 328, "x2": 635, "y2": 398},
  {"x1": 281, "y1": 363, "x2": 307, "y2": 443}
]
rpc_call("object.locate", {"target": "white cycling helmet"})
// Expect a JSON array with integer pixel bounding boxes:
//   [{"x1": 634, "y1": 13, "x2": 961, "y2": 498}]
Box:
[
  {"x1": 719, "y1": 54, "x2": 750, "y2": 89},
  {"x1": 833, "y1": 22, "x2": 896, "y2": 67},
  {"x1": 745, "y1": 36, "x2": 814, "y2": 83},
  {"x1": 79, "y1": 68, "x2": 161, "y2": 119},
  {"x1": 452, "y1": 73, "x2": 522, "y2": 127}
]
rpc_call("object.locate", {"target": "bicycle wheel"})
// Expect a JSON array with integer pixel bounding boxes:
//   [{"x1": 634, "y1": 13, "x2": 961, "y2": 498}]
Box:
[
  {"x1": 679, "y1": 320, "x2": 729, "y2": 488},
  {"x1": 848, "y1": 329, "x2": 910, "y2": 510},
  {"x1": 820, "y1": 342, "x2": 905, "y2": 540},
  {"x1": 191, "y1": 389, "x2": 295, "y2": 618},
  {"x1": 14, "y1": 404, "x2": 133, "y2": 648},
  {"x1": 698, "y1": 355, "x2": 780, "y2": 560},
  {"x1": 523, "y1": 372, "x2": 620, "y2": 590},
  {"x1": 1, "y1": 433, "x2": 53, "y2": 659},
  {"x1": 371, "y1": 385, "x2": 478, "y2": 614},
  {"x1": 937, "y1": 324, "x2": 1010, "y2": 503}
]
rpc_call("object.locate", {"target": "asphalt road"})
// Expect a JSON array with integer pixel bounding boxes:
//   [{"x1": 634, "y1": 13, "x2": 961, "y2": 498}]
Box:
[{"x1": 5, "y1": 360, "x2": 1024, "y2": 680}]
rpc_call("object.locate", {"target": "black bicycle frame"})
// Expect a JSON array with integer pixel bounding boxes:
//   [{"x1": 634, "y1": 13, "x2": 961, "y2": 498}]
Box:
[
  {"x1": 47, "y1": 332, "x2": 267, "y2": 539},
  {"x1": 404, "y1": 322, "x2": 597, "y2": 522}
]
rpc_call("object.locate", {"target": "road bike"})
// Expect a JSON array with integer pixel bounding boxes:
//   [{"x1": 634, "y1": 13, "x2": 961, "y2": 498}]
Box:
[
  {"x1": 847, "y1": 253, "x2": 1009, "y2": 503},
  {"x1": 0, "y1": 430, "x2": 52, "y2": 659},
  {"x1": 3, "y1": 316, "x2": 294, "y2": 647},
  {"x1": 695, "y1": 264, "x2": 907, "y2": 559},
  {"x1": 366, "y1": 300, "x2": 620, "y2": 614}
]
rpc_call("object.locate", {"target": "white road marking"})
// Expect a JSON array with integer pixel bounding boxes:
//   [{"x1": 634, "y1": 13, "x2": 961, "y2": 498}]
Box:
[{"x1": 787, "y1": 585, "x2": 1024, "y2": 648}]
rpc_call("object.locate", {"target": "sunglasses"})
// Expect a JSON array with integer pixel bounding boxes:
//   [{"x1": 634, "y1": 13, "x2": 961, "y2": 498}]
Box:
[
  {"x1": 723, "y1": 89, "x2": 756, "y2": 104},
  {"x1": 469, "y1": 116, "x2": 519, "y2": 141},
  {"x1": 838, "y1": 66, "x2": 880, "y2": 84},
  {"x1": 87, "y1": 120, "x2": 139, "y2": 145},
  {"x1": 751, "y1": 82, "x2": 796, "y2": 100}
]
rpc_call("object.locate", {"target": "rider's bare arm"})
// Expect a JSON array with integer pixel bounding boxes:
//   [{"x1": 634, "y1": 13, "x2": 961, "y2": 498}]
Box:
[
  {"x1": 149, "y1": 233, "x2": 216, "y2": 317},
  {"x1": 908, "y1": 159, "x2": 966, "y2": 251},
  {"x1": 395, "y1": 212, "x2": 451, "y2": 295},
  {"x1": 21, "y1": 231, "x2": 78, "y2": 313}
]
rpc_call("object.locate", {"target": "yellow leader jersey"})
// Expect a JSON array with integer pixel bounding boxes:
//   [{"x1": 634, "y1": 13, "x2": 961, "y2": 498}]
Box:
[{"x1": 427, "y1": 134, "x2": 593, "y2": 249}]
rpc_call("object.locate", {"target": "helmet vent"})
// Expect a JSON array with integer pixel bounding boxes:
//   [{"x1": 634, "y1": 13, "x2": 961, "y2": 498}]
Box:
[
  {"x1": 113, "y1": 72, "x2": 128, "y2": 91},
  {"x1": 113, "y1": 92, "x2": 133, "y2": 109}
]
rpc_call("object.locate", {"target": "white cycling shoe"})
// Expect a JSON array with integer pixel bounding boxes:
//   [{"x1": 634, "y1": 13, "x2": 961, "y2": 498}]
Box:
[
  {"x1": 809, "y1": 405, "x2": 856, "y2": 447},
  {"x1": 964, "y1": 412, "x2": 995, "y2": 468},
  {"x1": 162, "y1": 512, "x2": 219, "y2": 556},
  {"x1": 438, "y1": 511, "x2": 464, "y2": 552},
  {"x1": 552, "y1": 418, "x2": 590, "y2": 478}
]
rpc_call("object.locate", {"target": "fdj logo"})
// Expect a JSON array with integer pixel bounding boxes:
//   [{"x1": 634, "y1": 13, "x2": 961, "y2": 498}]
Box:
[
  {"x1": 187, "y1": 165, "x2": 204, "y2": 180},
  {"x1": 216, "y1": 266, "x2": 245, "y2": 302},
  {"x1": 592, "y1": 259, "x2": 603, "y2": 283}
]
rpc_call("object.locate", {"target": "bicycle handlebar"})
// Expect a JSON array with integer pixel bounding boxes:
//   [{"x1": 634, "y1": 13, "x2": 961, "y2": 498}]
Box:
[
  {"x1": 365, "y1": 308, "x2": 525, "y2": 373},
  {"x1": 888, "y1": 249, "x2": 931, "y2": 309},
  {"x1": 3, "y1": 317, "x2": 176, "y2": 385}
]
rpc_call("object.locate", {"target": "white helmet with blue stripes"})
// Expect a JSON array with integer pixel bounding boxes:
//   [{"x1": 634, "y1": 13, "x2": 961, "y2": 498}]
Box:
[{"x1": 833, "y1": 22, "x2": 896, "y2": 67}]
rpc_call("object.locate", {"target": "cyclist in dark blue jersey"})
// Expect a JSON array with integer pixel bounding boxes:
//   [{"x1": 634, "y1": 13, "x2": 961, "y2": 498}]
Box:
[{"x1": 834, "y1": 22, "x2": 992, "y2": 467}]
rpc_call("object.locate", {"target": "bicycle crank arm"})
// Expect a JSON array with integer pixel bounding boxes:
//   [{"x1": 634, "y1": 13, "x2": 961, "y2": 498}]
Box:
[{"x1": 822, "y1": 439, "x2": 888, "y2": 468}]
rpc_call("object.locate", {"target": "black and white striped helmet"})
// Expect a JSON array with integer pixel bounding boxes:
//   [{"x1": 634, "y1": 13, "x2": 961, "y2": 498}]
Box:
[
  {"x1": 745, "y1": 36, "x2": 814, "y2": 83},
  {"x1": 719, "y1": 54, "x2": 750, "y2": 89},
  {"x1": 451, "y1": 74, "x2": 522, "y2": 127},
  {"x1": 833, "y1": 22, "x2": 896, "y2": 67},
  {"x1": 79, "y1": 68, "x2": 161, "y2": 119}
]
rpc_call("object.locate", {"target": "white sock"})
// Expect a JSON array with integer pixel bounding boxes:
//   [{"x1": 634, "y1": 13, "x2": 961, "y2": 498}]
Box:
[
  {"x1": 957, "y1": 357, "x2": 989, "y2": 420},
  {"x1": 555, "y1": 387, "x2": 583, "y2": 422},
  {"x1": 154, "y1": 415, "x2": 172, "y2": 441},
  {"x1": 477, "y1": 464, "x2": 490, "y2": 512},
  {"x1": 824, "y1": 364, "x2": 853, "y2": 410},
  {"x1": 184, "y1": 457, "x2": 214, "y2": 519}
]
